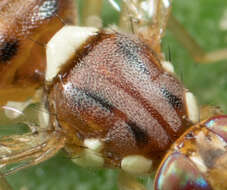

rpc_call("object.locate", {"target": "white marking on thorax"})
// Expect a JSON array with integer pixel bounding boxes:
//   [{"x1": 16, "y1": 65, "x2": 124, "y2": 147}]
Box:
[{"x1": 46, "y1": 26, "x2": 99, "y2": 81}]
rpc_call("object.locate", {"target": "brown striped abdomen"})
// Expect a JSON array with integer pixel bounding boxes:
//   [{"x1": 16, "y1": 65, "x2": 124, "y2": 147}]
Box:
[{"x1": 47, "y1": 31, "x2": 192, "y2": 166}]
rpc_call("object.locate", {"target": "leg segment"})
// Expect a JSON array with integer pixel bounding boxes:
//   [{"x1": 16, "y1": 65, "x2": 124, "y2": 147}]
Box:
[
  {"x1": 168, "y1": 14, "x2": 227, "y2": 63},
  {"x1": 80, "y1": 0, "x2": 103, "y2": 27}
]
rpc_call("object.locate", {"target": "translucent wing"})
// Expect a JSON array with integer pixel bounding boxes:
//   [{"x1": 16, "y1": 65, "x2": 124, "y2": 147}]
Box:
[
  {"x1": 0, "y1": 105, "x2": 65, "y2": 176},
  {"x1": 81, "y1": 0, "x2": 172, "y2": 55},
  {"x1": 118, "y1": 0, "x2": 172, "y2": 55}
]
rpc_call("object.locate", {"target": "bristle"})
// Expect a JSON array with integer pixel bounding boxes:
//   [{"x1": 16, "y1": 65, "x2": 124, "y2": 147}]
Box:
[{"x1": 54, "y1": 13, "x2": 66, "y2": 26}]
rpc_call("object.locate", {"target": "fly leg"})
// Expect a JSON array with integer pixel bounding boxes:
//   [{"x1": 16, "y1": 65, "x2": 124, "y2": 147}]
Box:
[
  {"x1": 168, "y1": 14, "x2": 227, "y2": 63},
  {"x1": 80, "y1": 0, "x2": 103, "y2": 27}
]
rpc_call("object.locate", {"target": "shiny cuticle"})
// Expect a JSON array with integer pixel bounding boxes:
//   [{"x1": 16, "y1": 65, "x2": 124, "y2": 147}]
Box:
[
  {"x1": 205, "y1": 115, "x2": 227, "y2": 142},
  {"x1": 155, "y1": 152, "x2": 212, "y2": 190}
]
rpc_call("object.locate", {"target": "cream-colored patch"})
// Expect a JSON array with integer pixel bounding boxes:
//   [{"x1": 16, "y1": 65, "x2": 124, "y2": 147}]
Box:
[
  {"x1": 38, "y1": 105, "x2": 50, "y2": 128},
  {"x1": 84, "y1": 138, "x2": 104, "y2": 152},
  {"x1": 121, "y1": 155, "x2": 152, "y2": 175},
  {"x1": 72, "y1": 149, "x2": 104, "y2": 168},
  {"x1": 4, "y1": 100, "x2": 32, "y2": 119},
  {"x1": 46, "y1": 26, "x2": 99, "y2": 81},
  {"x1": 72, "y1": 138, "x2": 104, "y2": 168},
  {"x1": 161, "y1": 61, "x2": 174, "y2": 73},
  {"x1": 185, "y1": 91, "x2": 200, "y2": 123}
]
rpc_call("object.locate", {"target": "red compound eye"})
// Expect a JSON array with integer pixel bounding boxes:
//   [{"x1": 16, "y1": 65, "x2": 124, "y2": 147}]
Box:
[{"x1": 154, "y1": 152, "x2": 212, "y2": 190}]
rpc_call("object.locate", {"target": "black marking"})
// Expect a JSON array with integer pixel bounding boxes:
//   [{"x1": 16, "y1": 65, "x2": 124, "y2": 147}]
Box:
[
  {"x1": 85, "y1": 90, "x2": 114, "y2": 111},
  {"x1": 185, "y1": 131, "x2": 194, "y2": 139},
  {"x1": 127, "y1": 121, "x2": 149, "y2": 147},
  {"x1": 161, "y1": 87, "x2": 183, "y2": 110},
  {"x1": 116, "y1": 36, "x2": 150, "y2": 75},
  {"x1": 73, "y1": 86, "x2": 114, "y2": 112},
  {"x1": 0, "y1": 40, "x2": 19, "y2": 62}
]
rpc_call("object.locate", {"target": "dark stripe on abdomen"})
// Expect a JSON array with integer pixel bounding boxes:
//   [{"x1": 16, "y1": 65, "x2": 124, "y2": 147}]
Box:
[
  {"x1": 83, "y1": 89, "x2": 115, "y2": 111},
  {"x1": 126, "y1": 121, "x2": 149, "y2": 147},
  {"x1": 160, "y1": 87, "x2": 183, "y2": 110}
]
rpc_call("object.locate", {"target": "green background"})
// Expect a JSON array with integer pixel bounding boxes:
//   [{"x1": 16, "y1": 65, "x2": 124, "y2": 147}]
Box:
[{"x1": 4, "y1": 0, "x2": 227, "y2": 189}]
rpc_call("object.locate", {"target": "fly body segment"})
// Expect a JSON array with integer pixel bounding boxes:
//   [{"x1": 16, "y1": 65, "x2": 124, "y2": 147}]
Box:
[
  {"x1": 45, "y1": 25, "x2": 198, "y2": 171},
  {"x1": 0, "y1": 0, "x2": 226, "y2": 190}
]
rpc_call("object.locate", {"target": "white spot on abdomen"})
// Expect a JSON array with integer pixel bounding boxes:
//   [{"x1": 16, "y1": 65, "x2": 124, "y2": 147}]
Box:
[{"x1": 121, "y1": 155, "x2": 152, "y2": 175}]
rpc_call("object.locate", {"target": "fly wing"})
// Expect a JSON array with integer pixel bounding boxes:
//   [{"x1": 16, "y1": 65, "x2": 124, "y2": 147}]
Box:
[
  {"x1": 0, "y1": 128, "x2": 65, "y2": 176},
  {"x1": 118, "y1": 0, "x2": 172, "y2": 56}
]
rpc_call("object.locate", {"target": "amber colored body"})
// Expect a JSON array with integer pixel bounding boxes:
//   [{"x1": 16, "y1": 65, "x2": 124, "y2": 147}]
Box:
[
  {"x1": 155, "y1": 116, "x2": 227, "y2": 190},
  {"x1": 47, "y1": 31, "x2": 192, "y2": 168},
  {"x1": 0, "y1": 0, "x2": 194, "y2": 179},
  {"x1": 0, "y1": 0, "x2": 76, "y2": 105},
  {"x1": 0, "y1": 1, "x2": 225, "y2": 190}
]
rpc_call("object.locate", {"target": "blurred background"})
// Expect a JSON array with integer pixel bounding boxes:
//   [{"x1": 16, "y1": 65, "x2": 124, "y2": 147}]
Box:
[{"x1": 3, "y1": 0, "x2": 227, "y2": 189}]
